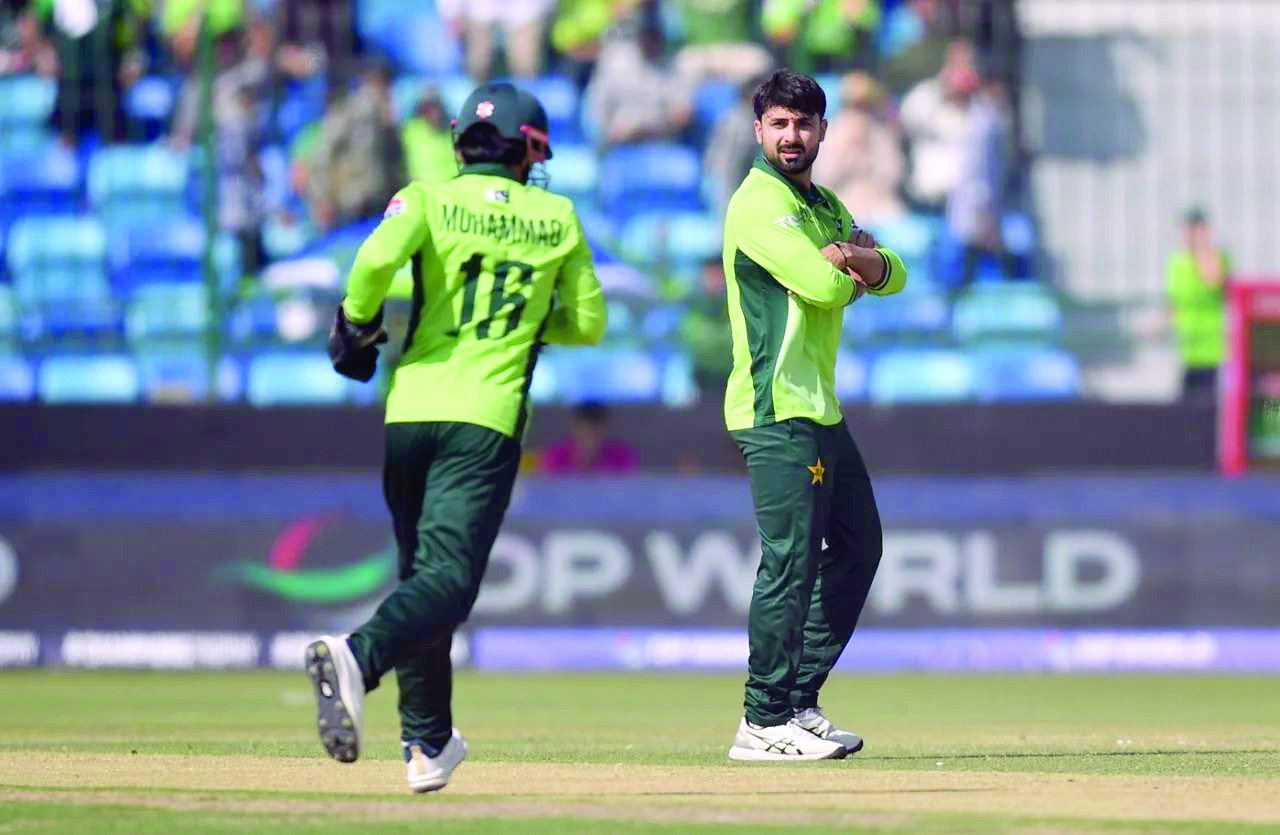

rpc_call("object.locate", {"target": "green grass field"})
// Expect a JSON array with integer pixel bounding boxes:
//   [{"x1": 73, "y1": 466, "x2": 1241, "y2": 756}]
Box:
[{"x1": 1, "y1": 670, "x2": 1278, "y2": 833}]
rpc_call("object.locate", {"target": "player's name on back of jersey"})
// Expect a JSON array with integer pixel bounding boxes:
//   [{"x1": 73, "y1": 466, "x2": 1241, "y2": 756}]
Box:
[{"x1": 438, "y1": 203, "x2": 568, "y2": 248}]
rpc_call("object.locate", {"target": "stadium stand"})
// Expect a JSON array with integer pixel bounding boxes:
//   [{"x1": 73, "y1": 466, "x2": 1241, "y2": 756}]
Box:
[{"x1": 0, "y1": 0, "x2": 1060, "y2": 405}]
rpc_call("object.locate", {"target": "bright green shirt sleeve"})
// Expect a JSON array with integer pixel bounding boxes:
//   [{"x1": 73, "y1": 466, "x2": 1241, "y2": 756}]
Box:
[
  {"x1": 729, "y1": 186, "x2": 857, "y2": 309},
  {"x1": 543, "y1": 219, "x2": 607, "y2": 345},
  {"x1": 868, "y1": 247, "x2": 908, "y2": 296},
  {"x1": 341, "y1": 184, "x2": 430, "y2": 324}
]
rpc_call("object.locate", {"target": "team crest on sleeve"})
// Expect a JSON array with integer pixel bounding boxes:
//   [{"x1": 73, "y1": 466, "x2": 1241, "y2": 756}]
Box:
[{"x1": 383, "y1": 197, "x2": 405, "y2": 218}]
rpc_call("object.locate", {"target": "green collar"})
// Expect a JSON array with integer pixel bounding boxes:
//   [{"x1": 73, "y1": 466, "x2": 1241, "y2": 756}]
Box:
[
  {"x1": 752, "y1": 153, "x2": 824, "y2": 206},
  {"x1": 459, "y1": 162, "x2": 522, "y2": 182}
]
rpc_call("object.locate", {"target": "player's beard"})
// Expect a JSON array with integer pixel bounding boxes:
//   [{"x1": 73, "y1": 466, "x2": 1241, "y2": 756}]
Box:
[{"x1": 769, "y1": 142, "x2": 819, "y2": 176}]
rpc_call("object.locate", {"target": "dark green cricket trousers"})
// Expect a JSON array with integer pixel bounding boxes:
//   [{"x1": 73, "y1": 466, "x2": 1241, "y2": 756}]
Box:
[
  {"x1": 732, "y1": 418, "x2": 883, "y2": 727},
  {"x1": 348, "y1": 421, "x2": 520, "y2": 747}
]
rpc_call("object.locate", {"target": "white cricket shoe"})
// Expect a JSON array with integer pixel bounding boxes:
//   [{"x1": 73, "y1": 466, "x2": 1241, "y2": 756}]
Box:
[
  {"x1": 404, "y1": 729, "x2": 468, "y2": 793},
  {"x1": 793, "y1": 706, "x2": 864, "y2": 754},
  {"x1": 305, "y1": 635, "x2": 365, "y2": 763},
  {"x1": 727, "y1": 717, "x2": 847, "y2": 761}
]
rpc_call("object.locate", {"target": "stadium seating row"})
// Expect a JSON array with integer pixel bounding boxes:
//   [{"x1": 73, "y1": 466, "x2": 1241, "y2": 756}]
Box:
[{"x1": 0, "y1": 344, "x2": 1079, "y2": 406}]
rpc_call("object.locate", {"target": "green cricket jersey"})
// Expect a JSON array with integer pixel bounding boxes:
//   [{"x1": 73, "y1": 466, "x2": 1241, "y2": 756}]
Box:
[
  {"x1": 342, "y1": 163, "x2": 607, "y2": 437},
  {"x1": 722, "y1": 156, "x2": 907, "y2": 431}
]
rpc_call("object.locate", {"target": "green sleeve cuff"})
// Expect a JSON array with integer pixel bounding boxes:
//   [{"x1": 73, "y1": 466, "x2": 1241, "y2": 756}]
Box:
[{"x1": 868, "y1": 247, "x2": 908, "y2": 296}]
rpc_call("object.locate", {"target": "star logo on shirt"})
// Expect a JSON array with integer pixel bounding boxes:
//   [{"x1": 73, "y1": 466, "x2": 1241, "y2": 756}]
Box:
[{"x1": 807, "y1": 458, "x2": 825, "y2": 487}]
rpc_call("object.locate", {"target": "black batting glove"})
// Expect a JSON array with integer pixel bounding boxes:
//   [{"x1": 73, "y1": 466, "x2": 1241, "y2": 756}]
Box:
[{"x1": 328, "y1": 305, "x2": 388, "y2": 382}]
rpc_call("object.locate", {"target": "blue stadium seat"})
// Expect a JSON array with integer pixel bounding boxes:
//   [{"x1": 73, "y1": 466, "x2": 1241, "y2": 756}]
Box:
[
  {"x1": 692, "y1": 80, "x2": 739, "y2": 139},
  {"x1": 599, "y1": 143, "x2": 703, "y2": 223},
  {"x1": 952, "y1": 285, "x2": 1062, "y2": 343},
  {"x1": 640, "y1": 304, "x2": 688, "y2": 346},
  {"x1": 522, "y1": 75, "x2": 581, "y2": 143},
  {"x1": 835, "y1": 349, "x2": 870, "y2": 401},
  {"x1": 866, "y1": 213, "x2": 939, "y2": 290},
  {"x1": 532, "y1": 348, "x2": 663, "y2": 404},
  {"x1": 246, "y1": 352, "x2": 349, "y2": 405},
  {"x1": 869, "y1": 348, "x2": 976, "y2": 404},
  {"x1": 0, "y1": 142, "x2": 80, "y2": 212},
  {"x1": 109, "y1": 215, "x2": 204, "y2": 287},
  {"x1": 135, "y1": 344, "x2": 242, "y2": 403},
  {"x1": 126, "y1": 283, "x2": 209, "y2": 342},
  {"x1": 0, "y1": 353, "x2": 34, "y2": 401},
  {"x1": 378, "y1": 9, "x2": 461, "y2": 75},
  {"x1": 813, "y1": 73, "x2": 843, "y2": 113},
  {"x1": 0, "y1": 75, "x2": 57, "y2": 129},
  {"x1": 6, "y1": 215, "x2": 117, "y2": 336},
  {"x1": 844, "y1": 290, "x2": 949, "y2": 343},
  {"x1": 87, "y1": 144, "x2": 190, "y2": 231},
  {"x1": 124, "y1": 76, "x2": 178, "y2": 136},
  {"x1": 657, "y1": 351, "x2": 697, "y2": 407},
  {"x1": 546, "y1": 143, "x2": 599, "y2": 203},
  {"x1": 0, "y1": 285, "x2": 17, "y2": 346},
  {"x1": 971, "y1": 346, "x2": 1081, "y2": 402},
  {"x1": 619, "y1": 211, "x2": 721, "y2": 266},
  {"x1": 276, "y1": 78, "x2": 327, "y2": 143},
  {"x1": 38, "y1": 354, "x2": 140, "y2": 403},
  {"x1": 227, "y1": 295, "x2": 283, "y2": 345}
]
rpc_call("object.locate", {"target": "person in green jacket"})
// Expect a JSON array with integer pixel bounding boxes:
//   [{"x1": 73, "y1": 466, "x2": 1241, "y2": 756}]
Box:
[
  {"x1": 1167, "y1": 207, "x2": 1230, "y2": 401},
  {"x1": 721, "y1": 69, "x2": 906, "y2": 762},
  {"x1": 305, "y1": 82, "x2": 606, "y2": 793}
]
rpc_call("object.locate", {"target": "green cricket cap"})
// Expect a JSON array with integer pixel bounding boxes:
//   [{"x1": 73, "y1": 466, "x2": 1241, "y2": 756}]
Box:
[{"x1": 453, "y1": 82, "x2": 552, "y2": 160}]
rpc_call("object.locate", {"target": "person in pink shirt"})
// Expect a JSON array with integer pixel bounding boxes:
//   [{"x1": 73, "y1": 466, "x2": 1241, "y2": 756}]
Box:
[{"x1": 538, "y1": 402, "x2": 639, "y2": 474}]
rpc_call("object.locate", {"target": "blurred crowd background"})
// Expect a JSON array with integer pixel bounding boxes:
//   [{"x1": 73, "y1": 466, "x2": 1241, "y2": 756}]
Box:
[{"x1": 0, "y1": 0, "x2": 1265, "y2": 409}]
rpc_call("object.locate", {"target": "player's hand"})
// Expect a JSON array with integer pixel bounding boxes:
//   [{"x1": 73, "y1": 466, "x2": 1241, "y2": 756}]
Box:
[
  {"x1": 848, "y1": 227, "x2": 878, "y2": 249},
  {"x1": 821, "y1": 242, "x2": 848, "y2": 271},
  {"x1": 329, "y1": 305, "x2": 388, "y2": 382}
]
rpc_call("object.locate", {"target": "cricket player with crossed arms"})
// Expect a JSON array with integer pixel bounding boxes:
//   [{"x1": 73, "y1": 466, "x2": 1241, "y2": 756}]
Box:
[
  {"x1": 722, "y1": 70, "x2": 907, "y2": 761},
  {"x1": 305, "y1": 82, "x2": 606, "y2": 792}
]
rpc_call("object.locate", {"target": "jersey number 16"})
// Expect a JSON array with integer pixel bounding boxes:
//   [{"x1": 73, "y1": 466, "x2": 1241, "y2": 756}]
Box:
[{"x1": 448, "y1": 253, "x2": 534, "y2": 340}]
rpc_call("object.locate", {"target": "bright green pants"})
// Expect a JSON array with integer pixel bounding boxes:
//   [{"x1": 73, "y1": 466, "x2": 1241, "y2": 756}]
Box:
[
  {"x1": 348, "y1": 421, "x2": 520, "y2": 747},
  {"x1": 732, "y1": 419, "x2": 883, "y2": 727}
]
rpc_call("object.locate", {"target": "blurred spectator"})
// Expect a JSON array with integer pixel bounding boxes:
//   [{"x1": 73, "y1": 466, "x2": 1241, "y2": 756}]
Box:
[
  {"x1": 278, "y1": 0, "x2": 350, "y2": 84},
  {"x1": 761, "y1": 0, "x2": 880, "y2": 75},
  {"x1": 0, "y1": 4, "x2": 57, "y2": 76},
  {"x1": 551, "y1": 0, "x2": 637, "y2": 88},
  {"x1": 538, "y1": 402, "x2": 639, "y2": 474},
  {"x1": 304, "y1": 60, "x2": 403, "y2": 231},
  {"x1": 900, "y1": 38, "x2": 977, "y2": 211},
  {"x1": 672, "y1": 0, "x2": 771, "y2": 87},
  {"x1": 812, "y1": 72, "x2": 905, "y2": 226},
  {"x1": 172, "y1": 18, "x2": 319, "y2": 272},
  {"x1": 585, "y1": 19, "x2": 692, "y2": 147},
  {"x1": 1167, "y1": 208, "x2": 1230, "y2": 402},
  {"x1": 881, "y1": 0, "x2": 956, "y2": 96},
  {"x1": 30, "y1": 0, "x2": 153, "y2": 144},
  {"x1": 704, "y1": 74, "x2": 763, "y2": 216},
  {"x1": 401, "y1": 84, "x2": 459, "y2": 185},
  {"x1": 679, "y1": 259, "x2": 734, "y2": 392},
  {"x1": 947, "y1": 73, "x2": 1016, "y2": 287},
  {"x1": 438, "y1": 0, "x2": 552, "y2": 81},
  {"x1": 159, "y1": 0, "x2": 245, "y2": 69}
]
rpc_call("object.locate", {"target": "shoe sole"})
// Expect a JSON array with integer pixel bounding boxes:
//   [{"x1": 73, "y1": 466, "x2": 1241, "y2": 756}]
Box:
[
  {"x1": 727, "y1": 745, "x2": 848, "y2": 762},
  {"x1": 306, "y1": 639, "x2": 359, "y2": 763},
  {"x1": 845, "y1": 738, "x2": 865, "y2": 755}
]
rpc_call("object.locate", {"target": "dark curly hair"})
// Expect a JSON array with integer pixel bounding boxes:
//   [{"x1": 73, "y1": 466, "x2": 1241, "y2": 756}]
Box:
[{"x1": 752, "y1": 69, "x2": 827, "y2": 121}]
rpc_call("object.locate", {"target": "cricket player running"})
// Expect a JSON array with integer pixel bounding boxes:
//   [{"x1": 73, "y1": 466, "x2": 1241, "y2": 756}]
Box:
[
  {"x1": 722, "y1": 70, "x2": 907, "y2": 761},
  {"x1": 305, "y1": 82, "x2": 606, "y2": 792}
]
